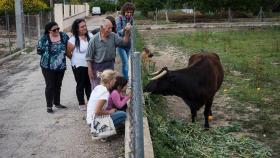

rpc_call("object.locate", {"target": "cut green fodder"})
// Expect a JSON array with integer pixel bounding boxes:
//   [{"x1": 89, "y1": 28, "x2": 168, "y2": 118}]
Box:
[
  {"x1": 149, "y1": 114, "x2": 272, "y2": 157},
  {"x1": 144, "y1": 94, "x2": 272, "y2": 158}
]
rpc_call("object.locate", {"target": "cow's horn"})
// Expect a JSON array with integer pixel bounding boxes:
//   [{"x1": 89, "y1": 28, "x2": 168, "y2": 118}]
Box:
[
  {"x1": 149, "y1": 70, "x2": 167, "y2": 80},
  {"x1": 149, "y1": 69, "x2": 162, "y2": 76},
  {"x1": 149, "y1": 67, "x2": 168, "y2": 76}
]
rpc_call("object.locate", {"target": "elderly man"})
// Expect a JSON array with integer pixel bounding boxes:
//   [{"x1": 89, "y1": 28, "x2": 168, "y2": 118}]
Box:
[{"x1": 86, "y1": 18, "x2": 131, "y2": 90}]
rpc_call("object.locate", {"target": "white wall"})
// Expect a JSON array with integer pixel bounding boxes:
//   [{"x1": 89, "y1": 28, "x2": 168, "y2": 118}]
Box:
[
  {"x1": 54, "y1": 4, "x2": 63, "y2": 30},
  {"x1": 64, "y1": 5, "x2": 70, "y2": 18},
  {"x1": 54, "y1": 3, "x2": 89, "y2": 30}
]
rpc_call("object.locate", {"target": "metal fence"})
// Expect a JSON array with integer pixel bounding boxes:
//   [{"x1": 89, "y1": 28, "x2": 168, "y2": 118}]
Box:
[
  {"x1": 0, "y1": 10, "x2": 51, "y2": 58},
  {"x1": 127, "y1": 22, "x2": 145, "y2": 158},
  {"x1": 151, "y1": 7, "x2": 276, "y2": 24}
]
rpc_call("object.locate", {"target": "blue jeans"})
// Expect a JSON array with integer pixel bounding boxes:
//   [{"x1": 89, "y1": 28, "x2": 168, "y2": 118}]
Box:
[
  {"x1": 111, "y1": 111, "x2": 127, "y2": 127},
  {"x1": 118, "y1": 47, "x2": 130, "y2": 80}
]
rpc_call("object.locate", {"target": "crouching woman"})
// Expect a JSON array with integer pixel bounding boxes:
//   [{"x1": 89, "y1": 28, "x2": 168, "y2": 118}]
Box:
[{"x1": 86, "y1": 70, "x2": 127, "y2": 130}]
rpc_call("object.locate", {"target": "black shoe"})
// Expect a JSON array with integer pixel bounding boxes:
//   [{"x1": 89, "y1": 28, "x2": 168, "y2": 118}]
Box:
[
  {"x1": 47, "y1": 107, "x2": 54, "y2": 113},
  {"x1": 55, "y1": 104, "x2": 67, "y2": 109}
]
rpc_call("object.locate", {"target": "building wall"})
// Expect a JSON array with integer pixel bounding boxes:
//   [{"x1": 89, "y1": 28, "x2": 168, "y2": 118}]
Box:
[{"x1": 54, "y1": 3, "x2": 89, "y2": 30}]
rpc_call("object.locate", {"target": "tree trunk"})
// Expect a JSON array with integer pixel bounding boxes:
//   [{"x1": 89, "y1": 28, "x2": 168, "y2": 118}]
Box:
[{"x1": 165, "y1": 10, "x2": 169, "y2": 22}]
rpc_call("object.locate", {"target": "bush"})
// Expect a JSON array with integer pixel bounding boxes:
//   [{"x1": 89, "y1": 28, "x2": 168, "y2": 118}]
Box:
[
  {"x1": 0, "y1": 0, "x2": 48, "y2": 14},
  {"x1": 89, "y1": 0, "x2": 118, "y2": 14}
]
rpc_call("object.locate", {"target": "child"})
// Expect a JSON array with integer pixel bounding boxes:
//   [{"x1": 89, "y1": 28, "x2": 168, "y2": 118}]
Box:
[
  {"x1": 86, "y1": 70, "x2": 126, "y2": 128},
  {"x1": 107, "y1": 76, "x2": 132, "y2": 112}
]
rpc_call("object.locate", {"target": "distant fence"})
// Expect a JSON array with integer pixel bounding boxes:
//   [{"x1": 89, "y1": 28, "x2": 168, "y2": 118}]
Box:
[
  {"x1": 151, "y1": 7, "x2": 278, "y2": 24},
  {"x1": 0, "y1": 10, "x2": 51, "y2": 58}
]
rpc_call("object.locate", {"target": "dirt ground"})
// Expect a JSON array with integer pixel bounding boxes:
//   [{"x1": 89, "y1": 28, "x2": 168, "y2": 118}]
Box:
[{"x1": 0, "y1": 15, "x2": 125, "y2": 158}]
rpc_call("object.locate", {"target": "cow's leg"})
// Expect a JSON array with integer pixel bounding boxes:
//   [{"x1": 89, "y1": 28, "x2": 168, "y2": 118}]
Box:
[
  {"x1": 183, "y1": 99, "x2": 197, "y2": 123},
  {"x1": 190, "y1": 106, "x2": 197, "y2": 123},
  {"x1": 204, "y1": 96, "x2": 214, "y2": 129}
]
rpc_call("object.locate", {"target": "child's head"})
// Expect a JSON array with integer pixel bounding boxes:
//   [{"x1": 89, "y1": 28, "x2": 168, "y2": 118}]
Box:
[
  {"x1": 112, "y1": 76, "x2": 128, "y2": 92},
  {"x1": 97, "y1": 70, "x2": 117, "y2": 89}
]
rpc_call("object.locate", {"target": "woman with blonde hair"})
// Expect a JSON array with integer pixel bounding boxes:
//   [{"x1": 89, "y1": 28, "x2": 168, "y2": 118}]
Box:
[{"x1": 86, "y1": 70, "x2": 127, "y2": 129}]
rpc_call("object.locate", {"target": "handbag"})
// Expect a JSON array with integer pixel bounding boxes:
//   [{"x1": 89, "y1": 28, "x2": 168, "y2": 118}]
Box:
[{"x1": 91, "y1": 114, "x2": 116, "y2": 140}]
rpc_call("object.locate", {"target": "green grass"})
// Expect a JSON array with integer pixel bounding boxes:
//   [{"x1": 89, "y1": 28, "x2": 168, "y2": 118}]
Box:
[{"x1": 140, "y1": 27, "x2": 280, "y2": 157}]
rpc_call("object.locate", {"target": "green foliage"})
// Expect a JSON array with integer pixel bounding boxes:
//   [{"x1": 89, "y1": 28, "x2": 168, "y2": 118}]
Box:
[
  {"x1": 132, "y1": 0, "x2": 280, "y2": 16},
  {"x1": 134, "y1": 0, "x2": 163, "y2": 17},
  {"x1": 0, "y1": 0, "x2": 49, "y2": 14},
  {"x1": 70, "y1": 0, "x2": 81, "y2": 5},
  {"x1": 89, "y1": 0, "x2": 117, "y2": 14},
  {"x1": 187, "y1": 0, "x2": 280, "y2": 14}
]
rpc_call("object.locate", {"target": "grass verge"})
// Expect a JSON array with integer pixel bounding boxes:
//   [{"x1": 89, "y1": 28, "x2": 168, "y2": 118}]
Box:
[{"x1": 139, "y1": 27, "x2": 279, "y2": 157}]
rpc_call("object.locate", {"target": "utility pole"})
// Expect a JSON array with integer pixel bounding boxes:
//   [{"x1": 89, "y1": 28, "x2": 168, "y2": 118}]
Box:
[
  {"x1": 49, "y1": 0, "x2": 54, "y2": 21},
  {"x1": 15, "y1": 0, "x2": 25, "y2": 49}
]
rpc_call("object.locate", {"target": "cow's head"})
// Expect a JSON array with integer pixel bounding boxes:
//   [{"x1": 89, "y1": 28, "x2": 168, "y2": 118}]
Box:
[{"x1": 144, "y1": 67, "x2": 175, "y2": 95}]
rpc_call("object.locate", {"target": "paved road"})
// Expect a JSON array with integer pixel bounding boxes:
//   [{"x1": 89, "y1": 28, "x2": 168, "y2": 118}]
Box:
[{"x1": 0, "y1": 15, "x2": 124, "y2": 158}]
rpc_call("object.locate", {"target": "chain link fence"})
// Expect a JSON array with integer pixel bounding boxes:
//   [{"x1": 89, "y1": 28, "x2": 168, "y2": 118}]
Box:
[
  {"x1": 126, "y1": 20, "x2": 146, "y2": 158},
  {"x1": 147, "y1": 7, "x2": 280, "y2": 24},
  {"x1": 0, "y1": 10, "x2": 51, "y2": 58}
]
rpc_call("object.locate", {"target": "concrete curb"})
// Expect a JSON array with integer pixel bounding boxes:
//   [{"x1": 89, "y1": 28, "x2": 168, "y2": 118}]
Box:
[
  {"x1": 125, "y1": 109, "x2": 154, "y2": 158},
  {"x1": 0, "y1": 48, "x2": 28, "y2": 65},
  {"x1": 137, "y1": 22, "x2": 280, "y2": 30}
]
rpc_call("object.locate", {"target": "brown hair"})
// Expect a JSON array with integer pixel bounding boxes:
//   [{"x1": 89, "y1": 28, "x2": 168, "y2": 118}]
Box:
[
  {"x1": 121, "y1": 2, "x2": 135, "y2": 15},
  {"x1": 111, "y1": 76, "x2": 128, "y2": 92}
]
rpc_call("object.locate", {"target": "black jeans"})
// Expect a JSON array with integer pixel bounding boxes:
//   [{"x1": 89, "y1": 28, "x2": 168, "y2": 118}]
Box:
[
  {"x1": 42, "y1": 68, "x2": 65, "y2": 108},
  {"x1": 72, "y1": 66, "x2": 91, "y2": 105}
]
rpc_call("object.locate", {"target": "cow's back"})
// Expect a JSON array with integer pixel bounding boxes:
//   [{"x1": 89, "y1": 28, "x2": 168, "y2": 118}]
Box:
[{"x1": 188, "y1": 53, "x2": 224, "y2": 92}]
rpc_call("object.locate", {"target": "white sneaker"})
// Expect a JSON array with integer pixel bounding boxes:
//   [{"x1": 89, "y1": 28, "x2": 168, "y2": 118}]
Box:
[{"x1": 79, "y1": 105, "x2": 87, "y2": 111}]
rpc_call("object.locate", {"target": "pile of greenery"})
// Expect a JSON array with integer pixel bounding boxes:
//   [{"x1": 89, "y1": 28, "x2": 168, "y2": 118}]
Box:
[{"x1": 144, "y1": 93, "x2": 272, "y2": 157}]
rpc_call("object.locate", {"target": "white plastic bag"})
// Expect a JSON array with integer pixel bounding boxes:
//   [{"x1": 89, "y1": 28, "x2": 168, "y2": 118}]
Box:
[{"x1": 91, "y1": 114, "x2": 116, "y2": 140}]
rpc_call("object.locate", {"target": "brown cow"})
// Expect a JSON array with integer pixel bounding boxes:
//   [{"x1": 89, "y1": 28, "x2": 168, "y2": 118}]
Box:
[{"x1": 144, "y1": 53, "x2": 224, "y2": 128}]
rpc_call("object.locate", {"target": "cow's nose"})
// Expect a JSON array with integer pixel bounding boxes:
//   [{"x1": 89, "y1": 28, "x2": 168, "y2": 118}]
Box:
[{"x1": 148, "y1": 53, "x2": 154, "y2": 58}]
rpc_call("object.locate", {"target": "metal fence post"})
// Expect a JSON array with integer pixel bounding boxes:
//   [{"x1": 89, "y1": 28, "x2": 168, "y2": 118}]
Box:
[
  {"x1": 193, "y1": 7, "x2": 196, "y2": 24},
  {"x1": 5, "y1": 9, "x2": 12, "y2": 54},
  {"x1": 228, "y1": 8, "x2": 232, "y2": 22},
  {"x1": 132, "y1": 51, "x2": 144, "y2": 158},
  {"x1": 15, "y1": 0, "x2": 25, "y2": 49},
  {"x1": 36, "y1": 14, "x2": 41, "y2": 39},
  {"x1": 27, "y1": 13, "x2": 31, "y2": 47},
  {"x1": 130, "y1": 21, "x2": 144, "y2": 157}
]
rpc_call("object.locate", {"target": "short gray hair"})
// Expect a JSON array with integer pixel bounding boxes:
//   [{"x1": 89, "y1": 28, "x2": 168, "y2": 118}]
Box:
[{"x1": 101, "y1": 19, "x2": 112, "y2": 28}]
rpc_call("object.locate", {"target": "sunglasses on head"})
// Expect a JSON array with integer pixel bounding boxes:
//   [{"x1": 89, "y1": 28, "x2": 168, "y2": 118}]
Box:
[{"x1": 50, "y1": 27, "x2": 60, "y2": 32}]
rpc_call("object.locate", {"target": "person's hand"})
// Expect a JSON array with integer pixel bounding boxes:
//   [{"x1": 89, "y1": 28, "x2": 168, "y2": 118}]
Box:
[
  {"x1": 128, "y1": 91, "x2": 132, "y2": 99},
  {"x1": 109, "y1": 108, "x2": 117, "y2": 114},
  {"x1": 124, "y1": 23, "x2": 132, "y2": 31},
  {"x1": 88, "y1": 67, "x2": 94, "y2": 81}
]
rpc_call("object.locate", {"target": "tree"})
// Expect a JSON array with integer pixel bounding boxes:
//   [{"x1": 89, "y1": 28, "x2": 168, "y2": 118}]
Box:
[
  {"x1": 0, "y1": 0, "x2": 48, "y2": 13},
  {"x1": 134, "y1": 0, "x2": 163, "y2": 17},
  {"x1": 70, "y1": 0, "x2": 81, "y2": 5}
]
